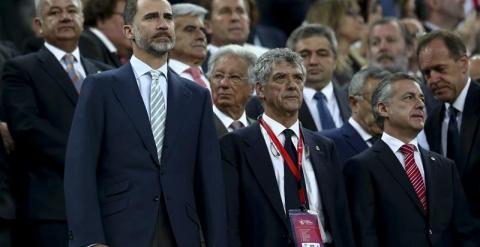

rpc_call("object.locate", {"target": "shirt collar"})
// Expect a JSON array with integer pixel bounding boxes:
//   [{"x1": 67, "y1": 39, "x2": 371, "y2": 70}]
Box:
[
  {"x1": 381, "y1": 131, "x2": 419, "y2": 153},
  {"x1": 348, "y1": 117, "x2": 372, "y2": 142},
  {"x1": 44, "y1": 41, "x2": 81, "y2": 63},
  {"x1": 130, "y1": 55, "x2": 169, "y2": 80},
  {"x1": 446, "y1": 78, "x2": 470, "y2": 113},
  {"x1": 169, "y1": 59, "x2": 203, "y2": 75},
  {"x1": 213, "y1": 105, "x2": 249, "y2": 128},
  {"x1": 89, "y1": 27, "x2": 117, "y2": 53},
  {"x1": 262, "y1": 113, "x2": 300, "y2": 138},
  {"x1": 303, "y1": 81, "x2": 334, "y2": 102}
]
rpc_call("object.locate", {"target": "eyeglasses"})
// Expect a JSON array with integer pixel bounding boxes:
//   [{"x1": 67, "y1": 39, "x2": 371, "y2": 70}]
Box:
[{"x1": 211, "y1": 73, "x2": 248, "y2": 85}]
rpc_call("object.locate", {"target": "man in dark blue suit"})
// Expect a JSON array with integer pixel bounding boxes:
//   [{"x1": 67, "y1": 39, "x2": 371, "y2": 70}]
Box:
[
  {"x1": 221, "y1": 48, "x2": 355, "y2": 247},
  {"x1": 321, "y1": 67, "x2": 390, "y2": 165},
  {"x1": 1, "y1": 0, "x2": 112, "y2": 246},
  {"x1": 418, "y1": 30, "x2": 480, "y2": 223},
  {"x1": 344, "y1": 73, "x2": 480, "y2": 247},
  {"x1": 64, "y1": 0, "x2": 227, "y2": 246}
]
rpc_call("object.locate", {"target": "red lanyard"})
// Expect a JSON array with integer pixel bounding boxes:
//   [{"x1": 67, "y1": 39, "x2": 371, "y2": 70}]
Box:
[{"x1": 259, "y1": 118, "x2": 306, "y2": 206}]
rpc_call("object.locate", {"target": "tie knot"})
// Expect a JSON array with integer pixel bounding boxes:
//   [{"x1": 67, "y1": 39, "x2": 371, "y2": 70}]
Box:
[
  {"x1": 283, "y1": 129, "x2": 296, "y2": 139},
  {"x1": 150, "y1": 70, "x2": 161, "y2": 81},
  {"x1": 63, "y1": 53, "x2": 75, "y2": 63},
  {"x1": 185, "y1": 67, "x2": 202, "y2": 79},
  {"x1": 229, "y1": 120, "x2": 244, "y2": 130},
  {"x1": 313, "y1": 91, "x2": 327, "y2": 101},
  {"x1": 400, "y1": 144, "x2": 415, "y2": 156},
  {"x1": 448, "y1": 105, "x2": 458, "y2": 117}
]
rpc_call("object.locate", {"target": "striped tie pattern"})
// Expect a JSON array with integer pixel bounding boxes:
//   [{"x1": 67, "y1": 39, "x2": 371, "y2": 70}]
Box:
[
  {"x1": 62, "y1": 53, "x2": 84, "y2": 92},
  {"x1": 150, "y1": 70, "x2": 166, "y2": 162},
  {"x1": 400, "y1": 144, "x2": 428, "y2": 212}
]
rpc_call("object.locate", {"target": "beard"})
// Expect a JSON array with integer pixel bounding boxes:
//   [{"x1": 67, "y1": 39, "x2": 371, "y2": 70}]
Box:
[
  {"x1": 370, "y1": 54, "x2": 409, "y2": 73},
  {"x1": 132, "y1": 25, "x2": 175, "y2": 56}
]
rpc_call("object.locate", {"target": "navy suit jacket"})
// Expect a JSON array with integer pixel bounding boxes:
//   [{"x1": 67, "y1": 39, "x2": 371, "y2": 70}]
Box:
[
  {"x1": 64, "y1": 64, "x2": 227, "y2": 247},
  {"x1": 344, "y1": 140, "x2": 480, "y2": 247},
  {"x1": 220, "y1": 123, "x2": 355, "y2": 247},
  {"x1": 320, "y1": 121, "x2": 369, "y2": 166},
  {"x1": 79, "y1": 29, "x2": 122, "y2": 68},
  {"x1": 1, "y1": 47, "x2": 111, "y2": 220},
  {"x1": 246, "y1": 85, "x2": 351, "y2": 131},
  {"x1": 424, "y1": 81, "x2": 480, "y2": 220}
]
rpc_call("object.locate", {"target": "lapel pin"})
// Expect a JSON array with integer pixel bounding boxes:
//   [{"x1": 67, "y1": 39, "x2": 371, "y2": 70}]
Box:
[
  {"x1": 315, "y1": 145, "x2": 320, "y2": 151},
  {"x1": 430, "y1": 157, "x2": 435, "y2": 161}
]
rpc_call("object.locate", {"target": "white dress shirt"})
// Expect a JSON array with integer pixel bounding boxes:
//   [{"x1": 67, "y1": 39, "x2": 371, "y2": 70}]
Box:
[
  {"x1": 168, "y1": 59, "x2": 211, "y2": 91},
  {"x1": 260, "y1": 114, "x2": 331, "y2": 243},
  {"x1": 348, "y1": 117, "x2": 374, "y2": 147},
  {"x1": 303, "y1": 82, "x2": 344, "y2": 130},
  {"x1": 44, "y1": 41, "x2": 86, "y2": 79},
  {"x1": 441, "y1": 79, "x2": 469, "y2": 156},
  {"x1": 130, "y1": 55, "x2": 169, "y2": 117},
  {"x1": 381, "y1": 132, "x2": 425, "y2": 181},
  {"x1": 212, "y1": 105, "x2": 249, "y2": 132}
]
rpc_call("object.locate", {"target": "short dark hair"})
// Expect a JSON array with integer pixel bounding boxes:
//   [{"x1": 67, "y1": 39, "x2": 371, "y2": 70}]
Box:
[
  {"x1": 123, "y1": 0, "x2": 137, "y2": 25},
  {"x1": 83, "y1": 0, "x2": 123, "y2": 27},
  {"x1": 416, "y1": 29, "x2": 466, "y2": 61},
  {"x1": 286, "y1": 23, "x2": 338, "y2": 58}
]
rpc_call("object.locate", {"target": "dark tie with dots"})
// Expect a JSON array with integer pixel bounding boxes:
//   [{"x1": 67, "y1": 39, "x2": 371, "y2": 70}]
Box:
[
  {"x1": 283, "y1": 129, "x2": 301, "y2": 212},
  {"x1": 313, "y1": 91, "x2": 336, "y2": 130},
  {"x1": 447, "y1": 106, "x2": 460, "y2": 162},
  {"x1": 229, "y1": 120, "x2": 244, "y2": 130}
]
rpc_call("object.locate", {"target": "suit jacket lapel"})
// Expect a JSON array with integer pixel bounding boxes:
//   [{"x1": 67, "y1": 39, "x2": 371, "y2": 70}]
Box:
[
  {"x1": 342, "y1": 122, "x2": 368, "y2": 153},
  {"x1": 333, "y1": 84, "x2": 351, "y2": 122},
  {"x1": 299, "y1": 100, "x2": 317, "y2": 131},
  {"x1": 375, "y1": 141, "x2": 426, "y2": 215},
  {"x1": 302, "y1": 130, "x2": 335, "y2": 221},
  {"x1": 81, "y1": 57, "x2": 101, "y2": 75},
  {"x1": 161, "y1": 69, "x2": 191, "y2": 166},
  {"x1": 111, "y1": 63, "x2": 159, "y2": 165},
  {"x1": 460, "y1": 82, "x2": 480, "y2": 173},
  {"x1": 420, "y1": 147, "x2": 435, "y2": 219},
  {"x1": 36, "y1": 47, "x2": 78, "y2": 104},
  {"x1": 243, "y1": 123, "x2": 288, "y2": 227},
  {"x1": 428, "y1": 106, "x2": 444, "y2": 154}
]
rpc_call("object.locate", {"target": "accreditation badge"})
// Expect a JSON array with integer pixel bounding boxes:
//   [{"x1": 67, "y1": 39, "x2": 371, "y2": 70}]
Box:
[{"x1": 288, "y1": 209, "x2": 324, "y2": 247}]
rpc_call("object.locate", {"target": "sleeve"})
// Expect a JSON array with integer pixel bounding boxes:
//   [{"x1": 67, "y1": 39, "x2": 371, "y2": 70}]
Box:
[
  {"x1": 64, "y1": 75, "x2": 107, "y2": 247},
  {"x1": 2, "y1": 59, "x2": 68, "y2": 166},
  {"x1": 194, "y1": 90, "x2": 228, "y2": 247},
  {"x1": 343, "y1": 156, "x2": 379, "y2": 247}
]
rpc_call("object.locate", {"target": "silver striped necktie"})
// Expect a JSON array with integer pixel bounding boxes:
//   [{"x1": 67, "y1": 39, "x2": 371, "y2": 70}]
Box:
[
  {"x1": 149, "y1": 70, "x2": 166, "y2": 162},
  {"x1": 62, "y1": 53, "x2": 84, "y2": 92}
]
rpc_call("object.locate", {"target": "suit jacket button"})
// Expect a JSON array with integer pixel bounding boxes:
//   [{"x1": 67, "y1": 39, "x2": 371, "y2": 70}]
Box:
[
  {"x1": 153, "y1": 196, "x2": 160, "y2": 201},
  {"x1": 428, "y1": 229, "x2": 433, "y2": 235}
]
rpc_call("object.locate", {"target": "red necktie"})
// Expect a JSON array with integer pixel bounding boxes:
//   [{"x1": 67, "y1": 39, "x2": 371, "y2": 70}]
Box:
[
  {"x1": 185, "y1": 67, "x2": 207, "y2": 88},
  {"x1": 400, "y1": 144, "x2": 428, "y2": 212}
]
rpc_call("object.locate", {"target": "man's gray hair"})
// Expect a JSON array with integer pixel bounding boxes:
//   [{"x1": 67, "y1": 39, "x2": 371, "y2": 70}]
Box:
[
  {"x1": 172, "y1": 3, "x2": 208, "y2": 21},
  {"x1": 348, "y1": 67, "x2": 391, "y2": 97},
  {"x1": 35, "y1": 0, "x2": 83, "y2": 20},
  {"x1": 207, "y1": 44, "x2": 257, "y2": 85},
  {"x1": 286, "y1": 23, "x2": 338, "y2": 57},
  {"x1": 252, "y1": 48, "x2": 306, "y2": 85},
  {"x1": 371, "y1": 72, "x2": 421, "y2": 129}
]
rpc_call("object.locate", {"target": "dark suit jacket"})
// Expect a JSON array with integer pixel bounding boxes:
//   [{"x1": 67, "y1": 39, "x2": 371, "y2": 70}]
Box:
[
  {"x1": 320, "y1": 121, "x2": 369, "y2": 166},
  {"x1": 246, "y1": 85, "x2": 351, "y2": 131},
  {"x1": 64, "y1": 64, "x2": 227, "y2": 247},
  {"x1": 79, "y1": 29, "x2": 122, "y2": 68},
  {"x1": 344, "y1": 140, "x2": 480, "y2": 247},
  {"x1": 213, "y1": 113, "x2": 255, "y2": 138},
  {"x1": 220, "y1": 123, "x2": 355, "y2": 247},
  {"x1": 248, "y1": 24, "x2": 287, "y2": 49},
  {"x1": 1, "y1": 46, "x2": 111, "y2": 220},
  {"x1": 424, "y1": 81, "x2": 480, "y2": 220}
]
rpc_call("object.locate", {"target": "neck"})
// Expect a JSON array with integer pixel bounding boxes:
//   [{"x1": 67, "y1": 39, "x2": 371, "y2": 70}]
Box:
[
  {"x1": 305, "y1": 80, "x2": 330, "y2": 91},
  {"x1": 264, "y1": 107, "x2": 298, "y2": 128},
  {"x1": 218, "y1": 105, "x2": 244, "y2": 120},
  {"x1": 384, "y1": 126, "x2": 417, "y2": 144},
  {"x1": 338, "y1": 38, "x2": 351, "y2": 57},
  {"x1": 49, "y1": 40, "x2": 78, "y2": 53},
  {"x1": 428, "y1": 14, "x2": 458, "y2": 29},
  {"x1": 133, "y1": 47, "x2": 168, "y2": 69}
]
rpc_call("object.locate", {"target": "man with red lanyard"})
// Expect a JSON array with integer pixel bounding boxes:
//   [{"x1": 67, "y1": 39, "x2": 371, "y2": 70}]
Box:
[{"x1": 220, "y1": 48, "x2": 355, "y2": 247}]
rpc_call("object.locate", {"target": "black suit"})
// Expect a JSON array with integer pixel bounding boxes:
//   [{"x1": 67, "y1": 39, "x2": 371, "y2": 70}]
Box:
[
  {"x1": 1, "y1": 46, "x2": 111, "y2": 246},
  {"x1": 344, "y1": 140, "x2": 480, "y2": 247},
  {"x1": 220, "y1": 123, "x2": 355, "y2": 247},
  {"x1": 79, "y1": 29, "x2": 122, "y2": 68},
  {"x1": 246, "y1": 85, "x2": 351, "y2": 131},
  {"x1": 424, "y1": 81, "x2": 480, "y2": 221}
]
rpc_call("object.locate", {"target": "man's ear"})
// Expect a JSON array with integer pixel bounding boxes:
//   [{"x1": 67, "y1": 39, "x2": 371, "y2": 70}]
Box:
[
  {"x1": 255, "y1": 82, "x2": 264, "y2": 100},
  {"x1": 33, "y1": 17, "x2": 43, "y2": 36},
  {"x1": 123, "y1": 25, "x2": 134, "y2": 40},
  {"x1": 348, "y1": 95, "x2": 359, "y2": 113},
  {"x1": 204, "y1": 19, "x2": 213, "y2": 35},
  {"x1": 377, "y1": 101, "x2": 389, "y2": 118}
]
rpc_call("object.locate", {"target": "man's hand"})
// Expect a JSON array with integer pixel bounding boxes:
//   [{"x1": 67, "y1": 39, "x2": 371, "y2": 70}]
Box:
[{"x1": 0, "y1": 122, "x2": 14, "y2": 154}]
